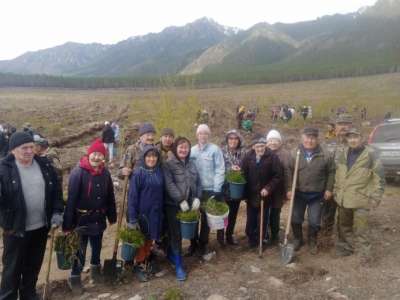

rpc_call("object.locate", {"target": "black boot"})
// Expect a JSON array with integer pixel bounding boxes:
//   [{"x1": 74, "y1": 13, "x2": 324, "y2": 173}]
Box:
[
  {"x1": 184, "y1": 240, "x2": 198, "y2": 257},
  {"x1": 68, "y1": 276, "x2": 84, "y2": 295},
  {"x1": 292, "y1": 224, "x2": 304, "y2": 251},
  {"x1": 308, "y1": 227, "x2": 318, "y2": 255},
  {"x1": 90, "y1": 264, "x2": 102, "y2": 283}
]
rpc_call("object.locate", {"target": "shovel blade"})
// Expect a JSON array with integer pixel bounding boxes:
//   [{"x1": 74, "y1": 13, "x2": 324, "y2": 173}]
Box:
[
  {"x1": 103, "y1": 258, "x2": 123, "y2": 281},
  {"x1": 280, "y1": 243, "x2": 295, "y2": 265}
]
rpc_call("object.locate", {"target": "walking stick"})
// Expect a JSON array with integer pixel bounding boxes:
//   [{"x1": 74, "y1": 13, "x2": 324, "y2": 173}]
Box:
[
  {"x1": 42, "y1": 227, "x2": 56, "y2": 300},
  {"x1": 259, "y1": 197, "x2": 265, "y2": 258},
  {"x1": 281, "y1": 149, "x2": 301, "y2": 265}
]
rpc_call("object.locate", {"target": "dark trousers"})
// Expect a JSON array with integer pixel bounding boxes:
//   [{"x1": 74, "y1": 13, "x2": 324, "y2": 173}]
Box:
[
  {"x1": 71, "y1": 233, "x2": 103, "y2": 277},
  {"x1": 0, "y1": 227, "x2": 48, "y2": 300},
  {"x1": 192, "y1": 191, "x2": 213, "y2": 246},
  {"x1": 292, "y1": 192, "x2": 323, "y2": 231},
  {"x1": 165, "y1": 205, "x2": 182, "y2": 255},
  {"x1": 245, "y1": 203, "x2": 269, "y2": 244},
  {"x1": 321, "y1": 199, "x2": 337, "y2": 235},
  {"x1": 225, "y1": 200, "x2": 241, "y2": 237},
  {"x1": 264, "y1": 207, "x2": 281, "y2": 240}
]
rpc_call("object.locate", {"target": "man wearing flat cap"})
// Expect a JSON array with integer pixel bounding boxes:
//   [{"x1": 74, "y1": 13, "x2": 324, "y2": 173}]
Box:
[
  {"x1": 156, "y1": 128, "x2": 175, "y2": 162},
  {"x1": 333, "y1": 127, "x2": 384, "y2": 262},
  {"x1": 321, "y1": 114, "x2": 354, "y2": 240},
  {"x1": 0, "y1": 132, "x2": 64, "y2": 300},
  {"x1": 287, "y1": 127, "x2": 335, "y2": 255},
  {"x1": 119, "y1": 122, "x2": 156, "y2": 178}
]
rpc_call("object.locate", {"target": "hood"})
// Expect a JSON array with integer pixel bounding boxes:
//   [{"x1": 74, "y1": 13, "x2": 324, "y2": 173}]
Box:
[
  {"x1": 139, "y1": 145, "x2": 161, "y2": 169},
  {"x1": 224, "y1": 129, "x2": 244, "y2": 149},
  {"x1": 79, "y1": 155, "x2": 105, "y2": 176}
]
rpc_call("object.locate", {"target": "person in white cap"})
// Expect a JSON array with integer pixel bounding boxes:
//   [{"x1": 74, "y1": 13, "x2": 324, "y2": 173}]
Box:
[
  {"x1": 264, "y1": 129, "x2": 291, "y2": 246},
  {"x1": 189, "y1": 124, "x2": 225, "y2": 256}
]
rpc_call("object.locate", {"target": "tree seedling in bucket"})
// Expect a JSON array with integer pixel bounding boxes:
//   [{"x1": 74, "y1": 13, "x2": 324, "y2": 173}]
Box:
[{"x1": 204, "y1": 197, "x2": 229, "y2": 216}]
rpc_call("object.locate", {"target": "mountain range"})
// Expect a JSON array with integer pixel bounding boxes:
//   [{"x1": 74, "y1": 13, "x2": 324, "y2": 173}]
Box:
[{"x1": 0, "y1": 0, "x2": 399, "y2": 83}]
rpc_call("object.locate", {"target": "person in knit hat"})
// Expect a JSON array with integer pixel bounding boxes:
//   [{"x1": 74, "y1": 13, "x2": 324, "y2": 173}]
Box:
[
  {"x1": 63, "y1": 138, "x2": 117, "y2": 294},
  {"x1": 156, "y1": 128, "x2": 175, "y2": 162},
  {"x1": 242, "y1": 133, "x2": 283, "y2": 249},
  {"x1": 0, "y1": 132, "x2": 64, "y2": 300},
  {"x1": 264, "y1": 129, "x2": 291, "y2": 246},
  {"x1": 119, "y1": 122, "x2": 156, "y2": 178}
]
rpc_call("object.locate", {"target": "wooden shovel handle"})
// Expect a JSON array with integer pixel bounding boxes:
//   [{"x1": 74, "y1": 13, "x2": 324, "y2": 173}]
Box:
[
  {"x1": 111, "y1": 176, "x2": 129, "y2": 259},
  {"x1": 284, "y1": 150, "x2": 301, "y2": 245}
]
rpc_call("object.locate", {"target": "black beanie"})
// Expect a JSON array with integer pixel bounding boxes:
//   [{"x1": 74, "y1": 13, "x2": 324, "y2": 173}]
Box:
[{"x1": 9, "y1": 132, "x2": 34, "y2": 151}]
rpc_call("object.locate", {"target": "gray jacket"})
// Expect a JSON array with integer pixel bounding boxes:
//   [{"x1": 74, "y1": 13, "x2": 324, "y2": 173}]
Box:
[{"x1": 163, "y1": 155, "x2": 202, "y2": 207}]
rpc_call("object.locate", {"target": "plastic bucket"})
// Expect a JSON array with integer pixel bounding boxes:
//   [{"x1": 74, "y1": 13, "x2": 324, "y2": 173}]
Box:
[
  {"x1": 56, "y1": 251, "x2": 72, "y2": 270},
  {"x1": 121, "y1": 243, "x2": 137, "y2": 261},
  {"x1": 229, "y1": 182, "x2": 245, "y2": 200},
  {"x1": 206, "y1": 211, "x2": 229, "y2": 230},
  {"x1": 180, "y1": 220, "x2": 198, "y2": 240}
]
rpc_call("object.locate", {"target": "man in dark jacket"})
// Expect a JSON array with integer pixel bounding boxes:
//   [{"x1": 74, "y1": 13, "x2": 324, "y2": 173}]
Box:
[
  {"x1": 242, "y1": 136, "x2": 283, "y2": 248},
  {"x1": 63, "y1": 138, "x2": 116, "y2": 293},
  {"x1": 287, "y1": 128, "x2": 335, "y2": 255},
  {"x1": 0, "y1": 132, "x2": 64, "y2": 300},
  {"x1": 102, "y1": 121, "x2": 115, "y2": 162}
]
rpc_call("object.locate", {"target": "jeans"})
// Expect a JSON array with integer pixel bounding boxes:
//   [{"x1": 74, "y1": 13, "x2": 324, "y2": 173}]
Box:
[
  {"x1": 104, "y1": 143, "x2": 114, "y2": 161},
  {"x1": 292, "y1": 191, "x2": 323, "y2": 231},
  {"x1": 0, "y1": 227, "x2": 48, "y2": 300},
  {"x1": 71, "y1": 233, "x2": 103, "y2": 277}
]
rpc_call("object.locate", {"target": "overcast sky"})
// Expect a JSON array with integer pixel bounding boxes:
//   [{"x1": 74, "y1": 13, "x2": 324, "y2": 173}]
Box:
[{"x1": 0, "y1": 0, "x2": 377, "y2": 60}]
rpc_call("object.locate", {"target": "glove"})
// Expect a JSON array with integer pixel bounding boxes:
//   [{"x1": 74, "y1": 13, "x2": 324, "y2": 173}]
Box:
[
  {"x1": 127, "y1": 222, "x2": 139, "y2": 230},
  {"x1": 51, "y1": 213, "x2": 63, "y2": 228},
  {"x1": 180, "y1": 200, "x2": 190, "y2": 212},
  {"x1": 191, "y1": 198, "x2": 201, "y2": 211}
]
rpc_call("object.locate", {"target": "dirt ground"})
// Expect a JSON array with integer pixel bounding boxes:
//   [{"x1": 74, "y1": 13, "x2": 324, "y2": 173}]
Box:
[{"x1": 1, "y1": 73, "x2": 400, "y2": 299}]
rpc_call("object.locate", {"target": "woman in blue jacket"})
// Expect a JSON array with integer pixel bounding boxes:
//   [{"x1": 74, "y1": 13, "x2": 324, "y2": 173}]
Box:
[{"x1": 127, "y1": 145, "x2": 164, "y2": 282}]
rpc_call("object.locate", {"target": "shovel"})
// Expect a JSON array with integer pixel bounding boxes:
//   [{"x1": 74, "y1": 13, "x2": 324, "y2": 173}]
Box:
[
  {"x1": 103, "y1": 176, "x2": 129, "y2": 281},
  {"x1": 42, "y1": 227, "x2": 56, "y2": 300},
  {"x1": 281, "y1": 149, "x2": 300, "y2": 265}
]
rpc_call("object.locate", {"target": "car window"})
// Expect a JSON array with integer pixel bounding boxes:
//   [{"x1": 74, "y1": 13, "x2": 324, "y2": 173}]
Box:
[{"x1": 373, "y1": 123, "x2": 400, "y2": 143}]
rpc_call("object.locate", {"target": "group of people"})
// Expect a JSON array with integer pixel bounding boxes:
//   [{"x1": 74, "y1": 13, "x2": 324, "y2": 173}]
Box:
[{"x1": 0, "y1": 112, "x2": 385, "y2": 299}]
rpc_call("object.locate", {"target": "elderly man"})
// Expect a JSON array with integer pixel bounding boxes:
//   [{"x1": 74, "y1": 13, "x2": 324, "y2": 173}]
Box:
[
  {"x1": 288, "y1": 128, "x2": 335, "y2": 255},
  {"x1": 189, "y1": 124, "x2": 225, "y2": 256},
  {"x1": 119, "y1": 122, "x2": 156, "y2": 178},
  {"x1": 0, "y1": 132, "x2": 64, "y2": 300},
  {"x1": 322, "y1": 114, "x2": 354, "y2": 238},
  {"x1": 334, "y1": 128, "x2": 384, "y2": 261}
]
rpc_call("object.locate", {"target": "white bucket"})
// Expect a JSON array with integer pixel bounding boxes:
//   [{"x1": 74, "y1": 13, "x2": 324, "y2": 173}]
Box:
[{"x1": 206, "y1": 211, "x2": 229, "y2": 230}]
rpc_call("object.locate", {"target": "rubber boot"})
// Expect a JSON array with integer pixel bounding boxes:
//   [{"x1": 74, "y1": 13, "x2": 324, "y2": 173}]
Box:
[
  {"x1": 133, "y1": 264, "x2": 149, "y2": 282},
  {"x1": 90, "y1": 264, "x2": 102, "y2": 283},
  {"x1": 292, "y1": 224, "x2": 304, "y2": 251},
  {"x1": 174, "y1": 255, "x2": 187, "y2": 281},
  {"x1": 67, "y1": 276, "x2": 83, "y2": 295},
  {"x1": 167, "y1": 248, "x2": 176, "y2": 266},
  {"x1": 308, "y1": 227, "x2": 318, "y2": 255}
]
